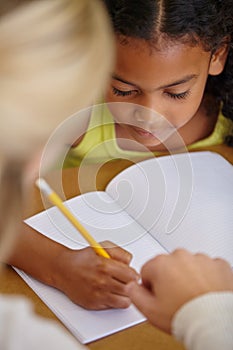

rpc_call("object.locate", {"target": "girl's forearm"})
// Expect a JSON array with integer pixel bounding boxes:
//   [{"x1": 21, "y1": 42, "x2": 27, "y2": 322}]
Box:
[{"x1": 6, "y1": 222, "x2": 68, "y2": 289}]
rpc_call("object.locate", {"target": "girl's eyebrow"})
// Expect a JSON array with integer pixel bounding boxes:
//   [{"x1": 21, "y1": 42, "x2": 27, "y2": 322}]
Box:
[
  {"x1": 112, "y1": 74, "x2": 137, "y2": 87},
  {"x1": 112, "y1": 74, "x2": 198, "y2": 90},
  {"x1": 159, "y1": 74, "x2": 198, "y2": 89}
]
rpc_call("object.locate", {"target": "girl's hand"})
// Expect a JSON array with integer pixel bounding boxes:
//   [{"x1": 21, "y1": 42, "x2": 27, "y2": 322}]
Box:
[
  {"x1": 127, "y1": 249, "x2": 233, "y2": 333},
  {"x1": 55, "y1": 240, "x2": 139, "y2": 309}
]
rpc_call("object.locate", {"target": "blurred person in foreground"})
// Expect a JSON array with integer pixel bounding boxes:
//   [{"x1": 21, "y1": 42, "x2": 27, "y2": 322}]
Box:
[{"x1": 0, "y1": 0, "x2": 136, "y2": 348}]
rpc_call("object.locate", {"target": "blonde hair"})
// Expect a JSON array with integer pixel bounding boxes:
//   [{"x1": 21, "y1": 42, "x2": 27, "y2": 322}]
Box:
[{"x1": 0, "y1": 0, "x2": 114, "y2": 261}]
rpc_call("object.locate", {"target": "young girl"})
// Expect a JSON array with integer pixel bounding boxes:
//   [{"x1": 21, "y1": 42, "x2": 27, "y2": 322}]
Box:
[{"x1": 64, "y1": 0, "x2": 233, "y2": 168}]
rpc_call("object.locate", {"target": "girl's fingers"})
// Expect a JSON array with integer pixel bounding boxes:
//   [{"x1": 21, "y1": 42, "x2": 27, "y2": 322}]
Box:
[{"x1": 101, "y1": 240, "x2": 133, "y2": 265}]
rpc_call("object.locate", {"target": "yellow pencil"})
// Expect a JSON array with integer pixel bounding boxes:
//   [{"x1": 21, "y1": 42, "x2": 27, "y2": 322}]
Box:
[{"x1": 36, "y1": 178, "x2": 110, "y2": 259}]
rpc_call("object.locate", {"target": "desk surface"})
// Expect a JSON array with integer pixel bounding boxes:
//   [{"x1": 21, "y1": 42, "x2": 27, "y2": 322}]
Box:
[{"x1": 1, "y1": 145, "x2": 233, "y2": 350}]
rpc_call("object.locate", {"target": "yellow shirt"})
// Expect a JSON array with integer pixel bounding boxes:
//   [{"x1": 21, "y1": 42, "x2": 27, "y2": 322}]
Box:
[{"x1": 63, "y1": 104, "x2": 233, "y2": 168}]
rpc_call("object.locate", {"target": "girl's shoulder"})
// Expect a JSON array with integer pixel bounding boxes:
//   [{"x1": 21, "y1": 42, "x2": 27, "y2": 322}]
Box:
[
  {"x1": 189, "y1": 110, "x2": 233, "y2": 150},
  {"x1": 63, "y1": 104, "x2": 115, "y2": 168}
]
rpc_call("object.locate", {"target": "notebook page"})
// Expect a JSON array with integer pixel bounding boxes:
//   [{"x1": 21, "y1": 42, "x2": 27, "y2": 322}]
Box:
[
  {"x1": 148, "y1": 152, "x2": 233, "y2": 265},
  {"x1": 106, "y1": 152, "x2": 233, "y2": 266},
  {"x1": 25, "y1": 191, "x2": 165, "y2": 263},
  {"x1": 25, "y1": 191, "x2": 147, "y2": 248}
]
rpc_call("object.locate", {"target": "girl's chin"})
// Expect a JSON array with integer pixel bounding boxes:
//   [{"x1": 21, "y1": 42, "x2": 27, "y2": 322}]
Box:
[
  {"x1": 141, "y1": 140, "x2": 168, "y2": 152},
  {"x1": 128, "y1": 134, "x2": 169, "y2": 152}
]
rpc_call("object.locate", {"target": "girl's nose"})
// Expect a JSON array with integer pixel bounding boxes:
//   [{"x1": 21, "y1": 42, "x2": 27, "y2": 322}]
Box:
[
  {"x1": 133, "y1": 104, "x2": 164, "y2": 130},
  {"x1": 133, "y1": 94, "x2": 166, "y2": 124}
]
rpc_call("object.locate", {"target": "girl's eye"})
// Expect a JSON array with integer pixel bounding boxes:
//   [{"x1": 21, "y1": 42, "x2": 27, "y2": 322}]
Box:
[
  {"x1": 112, "y1": 87, "x2": 135, "y2": 97},
  {"x1": 165, "y1": 90, "x2": 190, "y2": 100}
]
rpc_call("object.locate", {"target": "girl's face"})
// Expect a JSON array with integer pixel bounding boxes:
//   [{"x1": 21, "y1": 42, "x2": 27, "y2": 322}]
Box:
[{"x1": 105, "y1": 37, "x2": 215, "y2": 150}]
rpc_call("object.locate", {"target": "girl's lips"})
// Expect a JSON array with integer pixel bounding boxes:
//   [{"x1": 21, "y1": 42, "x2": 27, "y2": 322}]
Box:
[
  {"x1": 132, "y1": 124, "x2": 176, "y2": 138},
  {"x1": 132, "y1": 126, "x2": 155, "y2": 138}
]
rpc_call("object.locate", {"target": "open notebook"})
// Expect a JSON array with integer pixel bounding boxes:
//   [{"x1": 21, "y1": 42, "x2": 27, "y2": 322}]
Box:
[{"x1": 15, "y1": 151, "x2": 233, "y2": 343}]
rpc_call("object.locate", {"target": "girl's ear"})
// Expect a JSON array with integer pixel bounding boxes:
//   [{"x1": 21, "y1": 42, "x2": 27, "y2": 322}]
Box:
[{"x1": 208, "y1": 43, "x2": 229, "y2": 76}]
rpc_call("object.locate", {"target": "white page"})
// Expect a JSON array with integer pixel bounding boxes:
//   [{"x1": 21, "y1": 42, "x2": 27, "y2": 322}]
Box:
[
  {"x1": 26, "y1": 191, "x2": 157, "y2": 248},
  {"x1": 106, "y1": 152, "x2": 194, "y2": 238},
  {"x1": 22, "y1": 192, "x2": 167, "y2": 343},
  {"x1": 106, "y1": 152, "x2": 233, "y2": 266}
]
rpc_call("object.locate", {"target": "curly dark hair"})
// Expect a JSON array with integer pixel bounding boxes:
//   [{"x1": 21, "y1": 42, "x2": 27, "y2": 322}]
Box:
[{"x1": 103, "y1": 0, "x2": 233, "y2": 126}]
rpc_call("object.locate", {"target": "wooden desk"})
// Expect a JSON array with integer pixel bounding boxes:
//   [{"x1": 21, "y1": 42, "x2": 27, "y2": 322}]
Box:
[{"x1": 1, "y1": 145, "x2": 232, "y2": 350}]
